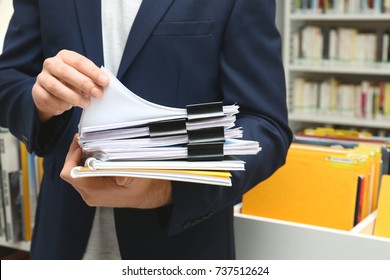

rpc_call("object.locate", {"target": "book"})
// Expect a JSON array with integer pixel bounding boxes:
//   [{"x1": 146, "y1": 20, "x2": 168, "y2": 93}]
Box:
[
  {"x1": 19, "y1": 143, "x2": 31, "y2": 241},
  {"x1": 8, "y1": 170, "x2": 23, "y2": 242},
  {"x1": 0, "y1": 148, "x2": 5, "y2": 238},
  {"x1": 0, "y1": 130, "x2": 21, "y2": 242},
  {"x1": 27, "y1": 153, "x2": 39, "y2": 233}
]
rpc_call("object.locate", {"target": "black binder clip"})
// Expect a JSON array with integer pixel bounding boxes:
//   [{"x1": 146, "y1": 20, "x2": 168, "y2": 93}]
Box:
[
  {"x1": 188, "y1": 127, "x2": 225, "y2": 144},
  {"x1": 186, "y1": 101, "x2": 224, "y2": 121},
  {"x1": 187, "y1": 142, "x2": 224, "y2": 161},
  {"x1": 149, "y1": 119, "x2": 187, "y2": 138}
]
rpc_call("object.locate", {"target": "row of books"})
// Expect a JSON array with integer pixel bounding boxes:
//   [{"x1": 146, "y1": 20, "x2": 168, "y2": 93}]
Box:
[
  {"x1": 292, "y1": 25, "x2": 390, "y2": 65},
  {"x1": 0, "y1": 129, "x2": 41, "y2": 243},
  {"x1": 293, "y1": 0, "x2": 390, "y2": 14},
  {"x1": 242, "y1": 127, "x2": 390, "y2": 237},
  {"x1": 292, "y1": 77, "x2": 390, "y2": 119}
]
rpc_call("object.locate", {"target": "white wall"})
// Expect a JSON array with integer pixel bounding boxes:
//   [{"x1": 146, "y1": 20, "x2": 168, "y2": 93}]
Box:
[
  {"x1": 275, "y1": 0, "x2": 284, "y2": 36},
  {"x1": 0, "y1": 0, "x2": 14, "y2": 54},
  {"x1": 0, "y1": 1, "x2": 284, "y2": 54}
]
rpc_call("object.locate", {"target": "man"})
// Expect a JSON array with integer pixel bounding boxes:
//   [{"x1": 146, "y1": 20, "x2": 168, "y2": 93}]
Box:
[{"x1": 0, "y1": 0, "x2": 292, "y2": 259}]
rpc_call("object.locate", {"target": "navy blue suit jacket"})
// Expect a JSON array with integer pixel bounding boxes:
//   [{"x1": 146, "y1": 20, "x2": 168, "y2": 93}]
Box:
[{"x1": 0, "y1": 0, "x2": 292, "y2": 259}]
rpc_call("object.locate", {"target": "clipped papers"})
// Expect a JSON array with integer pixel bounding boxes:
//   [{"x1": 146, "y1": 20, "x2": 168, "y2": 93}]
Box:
[
  {"x1": 78, "y1": 68, "x2": 239, "y2": 131},
  {"x1": 83, "y1": 139, "x2": 260, "y2": 161},
  {"x1": 71, "y1": 67, "x2": 261, "y2": 186}
]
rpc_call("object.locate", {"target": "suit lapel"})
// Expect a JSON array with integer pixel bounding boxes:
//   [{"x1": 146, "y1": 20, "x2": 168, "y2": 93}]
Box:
[
  {"x1": 74, "y1": 0, "x2": 104, "y2": 67},
  {"x1": 116, "y1": 0, "x2": 174, "y2": 79}
]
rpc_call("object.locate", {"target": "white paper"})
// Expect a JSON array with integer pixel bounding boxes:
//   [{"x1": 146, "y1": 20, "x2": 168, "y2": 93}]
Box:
[
  {"x1": 81, "y1": 128, "x2": 243, "y2": 151},
  {"x1": 87, "y1": 139, "x2": 261, "y2": 161},
  {"x1": 79, "y1": 67, "x2": 239, "y2": 134},
  {"x1": 79, "y1": 115, "x2": 238, "y2": 143}
]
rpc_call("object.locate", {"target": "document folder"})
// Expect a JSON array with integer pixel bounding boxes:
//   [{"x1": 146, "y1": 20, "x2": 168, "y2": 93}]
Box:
[
  {"x1": 242, "y1": 143, "x2": 366, "y2": 230},
  {"x1": 374, "y1": 175, "x2": 390, "y2": 238}
]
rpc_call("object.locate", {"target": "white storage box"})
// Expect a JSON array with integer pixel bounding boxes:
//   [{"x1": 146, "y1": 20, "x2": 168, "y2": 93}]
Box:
[{"x1": 234, "y1": 206, "x2": 390, "y2": 260}]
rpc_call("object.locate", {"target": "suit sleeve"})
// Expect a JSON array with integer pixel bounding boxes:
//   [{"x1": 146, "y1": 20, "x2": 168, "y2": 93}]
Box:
[
  {"x1": 167, "y1": 0, "x2": 292, "y2": 235},
  {"x1": 0, "y1": 0, "x2": 72, "y2": 156}
]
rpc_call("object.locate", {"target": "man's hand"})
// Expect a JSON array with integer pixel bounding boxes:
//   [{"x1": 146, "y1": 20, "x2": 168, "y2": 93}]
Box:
[
  {"x1": 60, "y1": 135, "x2": 173, "y2": 209},
  {"x1": 32, "y1": 50, "x2": 110, "y2": 122}
]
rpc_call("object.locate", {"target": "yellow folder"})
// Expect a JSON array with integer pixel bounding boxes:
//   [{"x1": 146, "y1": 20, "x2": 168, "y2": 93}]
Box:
[
  {"x1": 350, "y1": 144, "x2": 382, "y2": 215},
  {"x1": 289, "y1": 142, "x2": 382, "y2": 219},
  {"x1": 293, "y1": 133, "x2": 385, "y2": 215},
  {"x1": 242, "y1": 144, "x2": 366, "y2": 231},
  {"x1": 374, "y1": 175, "x2": 390, "y2": 238}
]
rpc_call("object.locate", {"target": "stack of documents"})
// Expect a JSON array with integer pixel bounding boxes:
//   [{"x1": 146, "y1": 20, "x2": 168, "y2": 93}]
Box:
[{"x1": 71, "y1": 68, "x2": 261, "y2": 186}]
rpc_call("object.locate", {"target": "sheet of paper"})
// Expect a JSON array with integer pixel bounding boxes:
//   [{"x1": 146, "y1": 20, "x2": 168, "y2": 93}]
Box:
[
  {"x1": 79, "y1": 67, "x2": 239, "y2": 133},
  {"x1": 79, "y1": 115, "x2": 238, "y2": 142},
  {"x1": 81, "y1": 128, "x2": 243, "y2": 152}
]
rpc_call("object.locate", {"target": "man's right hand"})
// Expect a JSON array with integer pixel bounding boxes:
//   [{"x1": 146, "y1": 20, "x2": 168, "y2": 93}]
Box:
[{"x1": 32, "y1": 50, "x2": 109, "y2": 122}]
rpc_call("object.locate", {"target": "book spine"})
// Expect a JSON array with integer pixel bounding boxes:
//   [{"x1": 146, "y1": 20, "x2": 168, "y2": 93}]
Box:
[
  {"x1": 0, "y1": 131, "x2": 21, "y2": 242},
  {"x1": 0, "y1": 166, "x2": 7, "y2": 239},
  {"x1": 0, "y1": 137, "x2": 14, "y2": 241},
  {"x1": 19, "y1": 143, "x2": 31, "y2": 241}
]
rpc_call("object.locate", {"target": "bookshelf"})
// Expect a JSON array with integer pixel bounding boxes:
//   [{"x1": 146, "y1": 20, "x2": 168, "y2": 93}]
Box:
[
  {"x1": 0, "y1": 128, "x2": 34, "y2": 253},
  {"x1": 0, "y1": 240, "x2": 30, "y2": 252},
  {"x1": 0, "y1": 0, "x2": 30, "y2": 253},
  {"x1": 283, "y1": 0, "x2": 390, "y2": 132}
]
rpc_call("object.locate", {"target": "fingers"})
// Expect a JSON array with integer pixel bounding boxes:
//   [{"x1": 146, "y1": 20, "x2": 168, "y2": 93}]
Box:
[
  {"x1": 60, "y1": 134, "x2": 82, "y2": 181},
  {"x1": 32, "y1": 82, "x2": 73, "y2": 121},
  {"x1": 36, "y1": 69, "x2": 91, "y2": 109},
  {"x1": 32, "y1": 49, "x2": 110, "y2": 122},
  {"x1": 60, "y1": 135, "x2": 173, "y2": 208},
  {"x1": 56, "y1": 50, "x2": 109, "y2": 87},
  {"x1": 41, "y1": 50, "x2": 109, "y2": 101},
  {"x1": 115, "y1": 176, "x2": 135, "y2": 186},
  {"x1": 42, "y1": 53, "x2": 106, "y2": 100}
]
